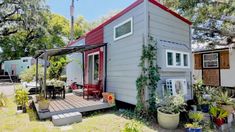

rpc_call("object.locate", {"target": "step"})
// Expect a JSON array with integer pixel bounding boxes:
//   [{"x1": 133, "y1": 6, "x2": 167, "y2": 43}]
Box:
[{"x1": 52, "y1": 112, "x2": 82, "y2": 126}]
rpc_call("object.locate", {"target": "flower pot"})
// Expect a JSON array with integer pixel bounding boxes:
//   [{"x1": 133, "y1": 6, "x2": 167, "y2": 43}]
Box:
[
  {"x1": 221, "y1": 105, "x2": 234, "y2": 114},
  {"x1": 214, "y1": 118, "x2": 225, "y2": 127},
  {"x1": 22, "y1": 106, "x2": 27, "y2": 113},
  {"x1": 102, "y1": 92, "x2": 112, "y2": 102},
  {"x1": 17, "y1": 105, "x2": 23, "y2": 110},
  {"x1": 201, "y1": 104, "x2": 209, "y2": 113},
  {"x1": 38, "y1": 101, "x2": 50, "y2": 110},
  {"x1": 157, "y1": 108, "x2": 180, "y2": 129},
  {"x1": 107, "y1": 94, "x2": 115, "y2": 104},
  {"x1": 186, "y1": 128, "x2": 202, "y2": 132}
]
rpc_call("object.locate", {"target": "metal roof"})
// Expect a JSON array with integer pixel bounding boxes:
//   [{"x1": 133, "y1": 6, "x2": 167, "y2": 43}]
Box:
[{"x1": 34, "y1": 43, "x2": 106, "y2": 58}]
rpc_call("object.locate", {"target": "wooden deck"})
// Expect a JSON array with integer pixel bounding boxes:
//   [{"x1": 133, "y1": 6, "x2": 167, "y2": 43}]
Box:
[{"x1": 33, "y1": 94, "x2": 114, "y2": 119}]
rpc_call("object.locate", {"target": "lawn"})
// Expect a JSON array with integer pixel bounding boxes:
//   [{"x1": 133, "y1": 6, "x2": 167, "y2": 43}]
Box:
[{"x1": 0, "y1": 97, "x2": 157, "y2": 132}]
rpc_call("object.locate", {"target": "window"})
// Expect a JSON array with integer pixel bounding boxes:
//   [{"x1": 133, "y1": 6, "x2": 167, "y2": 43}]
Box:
[
  {"x1": 167, "y1": 52, "x2": 173, "y2": 66},
  {"x1": 23, "y1": 59, "x2": 28, "y2": 62},
  {"x1": 183, "y1": 54, "x2": 188, "y2": 67},
  {"x1": 203, "y1": 53, "x2": 218, "y2": 68},
  {"x1": 88, "y1": 52, "x2": 99, "y2": 84},
  {"x1": 166, "y1": 50, "x2": 190, "y2": 68},
  {"x1": 114, "y1": 17, "x2": 133, "y2": 41},
  {"x1": 176, "y1": 53, "x2": 181, "y2": 66}
]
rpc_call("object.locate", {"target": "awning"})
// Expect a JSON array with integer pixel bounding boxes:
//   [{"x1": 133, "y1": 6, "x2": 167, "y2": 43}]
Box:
[{"x1": 34, "y1": 43, "x2": 106, "y2": 58}]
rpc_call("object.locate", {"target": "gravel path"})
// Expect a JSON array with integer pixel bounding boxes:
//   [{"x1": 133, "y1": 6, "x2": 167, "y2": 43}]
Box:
[{"x1": 0, "y1": 83, "x2": 16, "y2": 97}]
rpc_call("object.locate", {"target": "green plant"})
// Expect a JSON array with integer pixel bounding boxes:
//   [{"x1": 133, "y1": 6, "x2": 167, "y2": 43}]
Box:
[
  {"x1": 0, "y1": 92, "x2": 7, "y2": 107},
  {"x1": 135, "y1": 36, "x2": 160, "y2": 115},
  {"x1": 122, "y1": 120, "x2": 142, "y2": 132},
  {"x1": 48, "y1": 56, "x2": 69, "y2": 80},
  {"x1": 216, "y1": 91, "x2": 234, "y2": 105},
  {"x1": 185, "y1": 122, "x2": 202, "y2": 129},
  {"x1": 15, "y1": 88, "x2": 28, "y2": 106},
  {"x1": 209, "y1": 106, "x2": 228, "y2": 119},
  {"x1": 19, "y1": 64, "x2": 45, "y2": 82},
  {"x1": 158, "y1": 95, "x2": 186, "y2": 114},
  {"x1": 189, "y1": 111, "x2": 204, "y2": 122}
]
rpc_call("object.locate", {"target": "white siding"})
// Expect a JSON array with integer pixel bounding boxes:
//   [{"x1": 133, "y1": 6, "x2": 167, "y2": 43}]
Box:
[
  {"x1": 104, "y1": 3, "x2": 145, "y2": 105},
  {"x1": 148, "y1": 2, "x2": 192, "y2": 100},
  {"x1": 66, "y1": 39, "x2": 85, "y2": 85},
  {"x1": 220, "y1": 51, "x2": 235, "y2": 87}
]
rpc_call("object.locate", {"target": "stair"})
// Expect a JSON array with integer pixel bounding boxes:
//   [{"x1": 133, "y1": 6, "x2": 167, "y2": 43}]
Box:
[{"x1": 52, "y1": 112, "x2": 82, "y2": 126}]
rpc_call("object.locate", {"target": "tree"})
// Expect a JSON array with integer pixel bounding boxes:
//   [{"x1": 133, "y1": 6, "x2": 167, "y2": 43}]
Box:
[{"x1": 162, "y1": 0, "x2": 235, "y2": 46}]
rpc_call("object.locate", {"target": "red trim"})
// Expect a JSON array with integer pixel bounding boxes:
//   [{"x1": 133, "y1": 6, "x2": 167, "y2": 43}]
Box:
[{"x1": 149, "y1": 0, "x2": 192, "y2": 25}]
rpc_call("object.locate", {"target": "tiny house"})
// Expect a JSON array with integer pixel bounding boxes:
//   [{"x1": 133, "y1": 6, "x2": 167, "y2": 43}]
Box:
[
  {"x1": 68, "y1": 0, "x2": 192, "y2": 105},
  {"x1": 193, "y1": 46, "x2": 235, "y2": 87},
  {"x1": 2, "y1": 57, "x2": 38, "y2": 76}
]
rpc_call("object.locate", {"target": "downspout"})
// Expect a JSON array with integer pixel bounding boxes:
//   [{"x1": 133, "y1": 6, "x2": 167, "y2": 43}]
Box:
[{"x1": 143, "y1": 0, "x2": 149, "y2": 103}]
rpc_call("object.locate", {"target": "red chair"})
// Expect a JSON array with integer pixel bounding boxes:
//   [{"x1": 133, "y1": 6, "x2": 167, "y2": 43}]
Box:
[{"x1": 83, "y1": 80, "x2": 102, "y2": 100}]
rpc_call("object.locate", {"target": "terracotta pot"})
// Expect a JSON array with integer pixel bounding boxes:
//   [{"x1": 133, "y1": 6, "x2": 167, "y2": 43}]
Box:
[
  {"x1": 214, "y1": 118, "x2": 225, "y2": 127},
  {"x1": 102, "y1": 92, "x2": 111, "y2": 102},
  {"x1": 107, "y1": 94, "x2": 115, "y2": 104},
  {"x1": 157, "y1": 108, "x2": 180, "y2": 129},
  {"x1": 221, "y1": 105, "x2": 234, "y2": 114}
]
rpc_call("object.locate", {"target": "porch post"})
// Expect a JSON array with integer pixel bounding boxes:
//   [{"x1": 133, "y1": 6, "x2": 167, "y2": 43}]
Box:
[
  {"x1": 82, "y1": 51, "x2": 85, "y2": 85},
  {"x1": 35, "y1": 58, "x2": 38, "y2": 94},
  {"x1": 43, "y1": 52, "x2": 48, "y2": 98},
  {"x1": 104, "y1": 43, "x2": 107, "y2": 92}
]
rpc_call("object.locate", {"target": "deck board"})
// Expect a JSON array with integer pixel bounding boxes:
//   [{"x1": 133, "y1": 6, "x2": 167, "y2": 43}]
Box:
[{"x1": 33, "y1": 94, "x2": 114, "y2": 120}]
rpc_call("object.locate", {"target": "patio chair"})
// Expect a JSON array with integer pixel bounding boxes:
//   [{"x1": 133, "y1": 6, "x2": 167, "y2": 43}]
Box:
[{"x1": 83, "y1": 80, "x2": 102, "y2": 100}]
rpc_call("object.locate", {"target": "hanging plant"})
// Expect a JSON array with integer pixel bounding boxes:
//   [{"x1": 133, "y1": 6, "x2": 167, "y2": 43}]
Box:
[{"x1": 135, "y1": 36, "x2": 160, "y2": 115}]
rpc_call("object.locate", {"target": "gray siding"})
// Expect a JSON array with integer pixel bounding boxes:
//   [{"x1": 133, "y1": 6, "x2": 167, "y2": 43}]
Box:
[
  {"x1": 66, "y1": 39, "x2": 85, "y2": 85},
  {"x1": 104, "y1": 3, "x2": 145, "y2": 105},
  {"x1": 148, "y1": 2, "x2": 192, "y2": 100}
]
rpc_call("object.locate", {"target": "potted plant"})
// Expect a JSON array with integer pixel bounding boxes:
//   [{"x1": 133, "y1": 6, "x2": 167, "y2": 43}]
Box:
[
  {"x1": 157, "y1": 95, "x2": 186, "y2": 129},
  {"x1": 216, "y1": 91, "x2": 234, "y2": 114},
  {"x1": 38, "y1": 98, "x2": 50, "y2": 110},
  {"x1": 209, "y1": 106, "x2": 228, "y2": 127},
  {"x1": 185, "y1": 111, "x2": 204, "y2": 132},
  {"x1": 198, "y1": 96, "x2": 210, "y2": 113},
  {"x1": 15, "y1": 88, "x2": 29, "y2": 113}
]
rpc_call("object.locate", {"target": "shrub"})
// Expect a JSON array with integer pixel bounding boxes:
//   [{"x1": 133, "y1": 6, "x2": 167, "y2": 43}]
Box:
[
  {"x1": 122, "y1": 120, "x2": 142, "y2": 132},
  {"x1": 0, "y1": 92, "x2": 7, "y2": 107},
  {"x1": 19, "y1": 64, "x2": 45, "y2": 82},
  {"x1": 15, "y1": 87, "x2": 29, "y2": 106}
]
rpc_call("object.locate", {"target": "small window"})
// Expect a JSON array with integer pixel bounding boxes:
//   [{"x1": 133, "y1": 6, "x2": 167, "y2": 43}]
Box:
[
  {"x1": 23, "y1": 59, "x2": 28, "y2": 62},
  {"x1": 114, "y1": 18, "x2": 133, "y2": 41},
  {"x1": 183, "y1": 54, "x2": 188, "y2": 67},
  {"x1": 176, "y1": 53, "x2": 181, "y2": 66},
  {"x1": 166, "y1": 50, "x2": 190, "y2": 68},
  {"x1": 203, "y1": 53, "x2": 218, "y2": 68},
  {"x1": 167, "y1": 52, "x2": 173, "y2": 66}
]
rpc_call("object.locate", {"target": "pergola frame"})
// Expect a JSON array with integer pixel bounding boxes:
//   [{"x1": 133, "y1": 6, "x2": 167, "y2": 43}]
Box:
[{"x1": 33, "y1": 43, "x2": 107, "y2": 97}]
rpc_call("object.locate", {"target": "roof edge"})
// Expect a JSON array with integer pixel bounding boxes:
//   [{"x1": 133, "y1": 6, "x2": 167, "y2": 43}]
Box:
[{"x1": 148, "y1": 0, "x2": 192, "y2": 25}]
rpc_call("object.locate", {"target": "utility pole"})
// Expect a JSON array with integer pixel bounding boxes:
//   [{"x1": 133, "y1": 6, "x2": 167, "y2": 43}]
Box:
[{"x1": 70, "y1": 0, "x2": 75, "y2": 41}]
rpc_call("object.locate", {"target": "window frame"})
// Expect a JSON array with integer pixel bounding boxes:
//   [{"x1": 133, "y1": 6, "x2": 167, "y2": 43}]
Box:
[
  {"x1": 166, "y1": 50, "x2": 190, "y2": 68},
  {"x1": 203, "y1": 53, "x2": 219, "y2": 68},
  {"x1": 87, "y1": 52, "x2": 100, "y2": 84},
  {"x1": 113, "y1": 17, "x2": 133, "y2": 41}
]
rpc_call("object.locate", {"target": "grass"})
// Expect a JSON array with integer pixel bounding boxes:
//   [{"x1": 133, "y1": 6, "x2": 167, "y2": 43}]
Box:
[{"x1": 0, "y1": 97, "x2": 156, "y2": 132}]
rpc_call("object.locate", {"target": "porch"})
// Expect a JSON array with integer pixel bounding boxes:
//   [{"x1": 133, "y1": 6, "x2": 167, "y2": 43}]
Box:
[{"x1": 33, "y1": 94, "x2": 114, "y2": 120}]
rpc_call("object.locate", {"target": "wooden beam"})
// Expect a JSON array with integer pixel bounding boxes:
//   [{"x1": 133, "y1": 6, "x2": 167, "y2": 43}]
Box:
[
  {"x1": 35, "y1": 58, "x2": 39, "y2": 94},
  {"x1": 43, "y1": 52, "x2": 48, "y2": 98}
]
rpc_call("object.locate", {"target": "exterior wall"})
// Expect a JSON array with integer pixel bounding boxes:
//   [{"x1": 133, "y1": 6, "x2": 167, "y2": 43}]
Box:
[
  {"x1": 148, "y1": 2, "x2": 192, "y2": 100},
  {"x1": 3, "y1": 57, "x2": 34, "y2": 76},
  {"x1": 104, "y1": 2, "x2": 145, "y2": 105},
  {"x1": 193, "y1": 50, "x2": 235, "y2": 87},
  {"x1": 192, "y1": 53, "x2": 202, "y2": 83},
  {"x1": 221, "y1": 52, "x2": 235, "y2": 87},
  {"x1": 66, "y1": 38, "x2": 85, "y2": 85}
]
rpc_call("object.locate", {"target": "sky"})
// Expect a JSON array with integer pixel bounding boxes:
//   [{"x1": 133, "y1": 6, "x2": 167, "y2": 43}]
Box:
[{"x1": 46, "y1": 0, "x2": 136, "y2": 22}]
